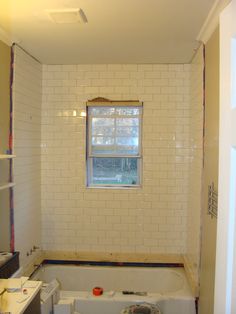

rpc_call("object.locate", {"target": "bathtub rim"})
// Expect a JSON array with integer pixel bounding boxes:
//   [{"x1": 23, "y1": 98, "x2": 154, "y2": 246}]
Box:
[
  {"x1": 30, "y1": 259, "x2": 184, "y2": 279},
  {"x1": 30, "y1": 261, "x2": 193, "y2": 297}
]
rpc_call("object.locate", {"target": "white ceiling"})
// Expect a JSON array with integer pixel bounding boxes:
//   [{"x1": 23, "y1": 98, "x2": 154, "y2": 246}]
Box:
[{"x1": 0, "y1": 0, "x2": 216, "y2": 64}]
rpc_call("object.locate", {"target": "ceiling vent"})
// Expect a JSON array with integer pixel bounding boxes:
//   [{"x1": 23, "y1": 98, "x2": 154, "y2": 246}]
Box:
[{"x1": 46, "y1": 8, "x2": 88, "y2": 24}]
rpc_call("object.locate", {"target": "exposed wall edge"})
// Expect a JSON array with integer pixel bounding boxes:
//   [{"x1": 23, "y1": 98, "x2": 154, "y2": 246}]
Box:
[
  {"x1": 183, "y1": 255, "x2": 199, "y2": 297},
  {"x1": 197, "y1": 0, "x2": 231, "y2": 44}
]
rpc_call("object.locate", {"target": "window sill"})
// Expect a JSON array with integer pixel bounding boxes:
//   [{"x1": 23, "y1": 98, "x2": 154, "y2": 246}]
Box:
[{"x1": 86, "y1": 185, "x2": 141, "y2": 190}]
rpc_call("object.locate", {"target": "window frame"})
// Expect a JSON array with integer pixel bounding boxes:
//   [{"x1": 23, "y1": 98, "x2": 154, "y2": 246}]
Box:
[{"x1": 86, "y1": 101, "x2": 143, "y2": 188}]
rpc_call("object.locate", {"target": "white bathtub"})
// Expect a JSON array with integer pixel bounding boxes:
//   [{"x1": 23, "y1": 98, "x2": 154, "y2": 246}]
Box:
[{"x1": 32, "y1": 264, "x2": 196, "y2": 314}]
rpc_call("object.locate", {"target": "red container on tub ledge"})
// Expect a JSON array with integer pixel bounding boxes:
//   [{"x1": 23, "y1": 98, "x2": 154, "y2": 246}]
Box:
[{"x1": 93, "y1": 287, "x2": 103, "y2": 296}]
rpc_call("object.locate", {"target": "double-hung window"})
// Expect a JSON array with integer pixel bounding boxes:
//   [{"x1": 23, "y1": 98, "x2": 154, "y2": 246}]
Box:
[{"x1": 86, "y1": 101, "x2": 142, "y2": 187}]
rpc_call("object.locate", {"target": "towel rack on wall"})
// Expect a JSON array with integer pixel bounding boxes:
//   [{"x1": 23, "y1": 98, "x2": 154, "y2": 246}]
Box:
[{"x1": 207, "y1": 182, "x2": 218, "y2": 218}]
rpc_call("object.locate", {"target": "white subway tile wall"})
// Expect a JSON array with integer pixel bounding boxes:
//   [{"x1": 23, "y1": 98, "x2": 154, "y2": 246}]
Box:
[
  {"x1": 186, "y1": 46, "x2": 204, "y2": 283},
  {"x1": 13, "y1": 46, "x2": 42, "y2": 268},
  {"x1": 41, "y1": 63, "x2": 193, "y2": 254}
]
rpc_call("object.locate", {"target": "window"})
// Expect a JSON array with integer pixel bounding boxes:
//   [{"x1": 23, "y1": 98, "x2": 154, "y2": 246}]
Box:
[{"x1": 86, "y1": 101, "x2": 142, "y2": 187}]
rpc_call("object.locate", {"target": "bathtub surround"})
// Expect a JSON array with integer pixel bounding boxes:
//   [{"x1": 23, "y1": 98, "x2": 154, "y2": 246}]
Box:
[
  {"x1": 41, "y1": 61, "x2": 203, "y2": 291},
  {"x1": 12, "y1": 45, "x2": 42, "y2": 270},
  {"x1": 11, "y1": 48, "x2": 204, "y2": 293},
  {"x1": 41, "y1": 64, "x2": 191, "y2": 255}
]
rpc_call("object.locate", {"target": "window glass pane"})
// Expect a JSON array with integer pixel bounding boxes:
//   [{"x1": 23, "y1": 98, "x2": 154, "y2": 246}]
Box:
[
  {"x1": 115, "y1": 146, "x2": 138, "y2": 155},
  {"x1": 89, "y1": 107, "x2": 140, "y2": 116},
  {"x1": 116, "y1": 107, "x2": 140, "y2": 115},
  {"x1": 90, "y1": 158, "x2": 139, "y2": 185},
  {"x1": 116, "y1": 137, "x2": 139, "y2": 155},
  {"x1": 89, "y1": 107, "x2": 115, "y2": 115},
  {"x1": 92, "y1": 147, "x2": 115, "y2": 155},
  {"x1": 117, "y1": 118, "x2": 139, "y2": 126},
  {"x1": 92, "y1": 137, "x2": 114, "y2": 145},
  {"x1": 116, "y1": 126, "x2": 139, "y2": 137},
  {"x1": 91, "y1": 138, "x2": 139, "y2": 155},
  {"x1": 116, "y1": 137, "x2": 138, "y2": 146},
  {"x1": 90, "y1": 115, "x2": 140, "y2": 156},
  {"x1": 92, "y1": 126, "x2": 115, "y2": 136},
  {"x1": 87, "y1": 105, "x2": 142, "y2": 187},
  {"x1": 92, "y1": 117, "x2": 114, "y2": 127}
]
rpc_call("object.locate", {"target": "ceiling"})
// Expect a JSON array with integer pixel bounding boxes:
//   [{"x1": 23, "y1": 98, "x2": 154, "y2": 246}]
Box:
[{"x1": 0, "y1": 0, "x2": 216, "y2": 64}]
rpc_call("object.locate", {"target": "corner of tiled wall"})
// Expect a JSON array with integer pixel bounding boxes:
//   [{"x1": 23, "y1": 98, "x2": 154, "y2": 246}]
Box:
[
  {"x1": 13, "y1": 45, "x2": 42, "y2": 271},
  {"x1": 184, "y1": 44, "x2": 204, "y2": 290}
]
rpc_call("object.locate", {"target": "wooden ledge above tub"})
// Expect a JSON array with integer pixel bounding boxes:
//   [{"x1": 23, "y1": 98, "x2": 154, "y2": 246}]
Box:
[{"x1": 41, "y1": 251, "x2": 183, "y2": 265}]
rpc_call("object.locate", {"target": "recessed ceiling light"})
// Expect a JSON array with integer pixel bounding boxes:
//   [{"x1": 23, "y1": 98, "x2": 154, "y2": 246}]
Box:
[{"x1": 46, "y1": 8, "x2": 88, "y2": 24}]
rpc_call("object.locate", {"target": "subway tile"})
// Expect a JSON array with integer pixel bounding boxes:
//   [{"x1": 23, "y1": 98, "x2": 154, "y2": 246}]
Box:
[
  {"x1": 13, "y1": 46, "x2": 42, "y2": 269},
  {"x1": 22, "y1": 59, "x2": 202, "y2": 266}
]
